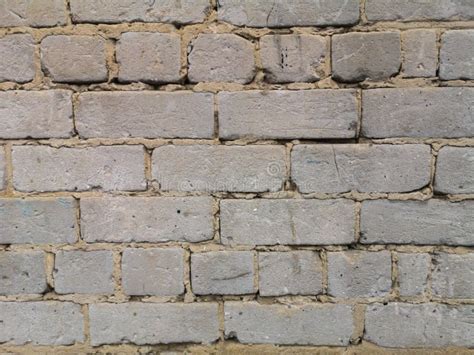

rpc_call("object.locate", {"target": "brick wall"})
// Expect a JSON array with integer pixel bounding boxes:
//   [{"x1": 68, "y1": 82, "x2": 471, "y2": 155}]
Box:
[{"x1": 0, "y1": 0, "x2": 473, "y2": 353}]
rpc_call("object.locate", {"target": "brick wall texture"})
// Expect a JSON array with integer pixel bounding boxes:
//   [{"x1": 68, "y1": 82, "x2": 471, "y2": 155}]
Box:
[{"x1": 0, "y1": 1, "x2": 473, "y2": 354}]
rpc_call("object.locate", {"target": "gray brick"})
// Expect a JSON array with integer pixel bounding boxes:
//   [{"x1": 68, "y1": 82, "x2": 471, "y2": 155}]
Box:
[
  {"x1": 441, "y1": 30, "x2": 474, "y2": 80},
  {"x1": 363, "y1": 88, "x2": 474, "y2": 138},
  {"x1": 81, "y1": 196, "x2": 214, "y2": 243},
  {"x1": 76, "y1": 91, "x2": 213, "y2": 139},
  {"x1": 218, "y1": 90, "x2": 357, "y2": 139},
  {"x1": 432, "y1": 253, "x2": 474, "y2": 299},
  {"x1": 291, "y1": 144, "x2": 430, "y2": 193},
  {"x1": 54, "y1": 250, "x2": 114, "y2": 295},
  {"x1": 0, "y1": 251, "x2": 47, "y2": 295},
  {"x1": 259, "y1": 251, "x2": 322, "y2": 296},
  {"x1": 220, "y1": 199, "x2": 355, "y2": 246},
  {"x1": 117, "y1": 32, "x2": 181, "y2": 84},
  {"x1": 122, "y1": 248, "x2": 184, "y2": 296},
  {"x1": 89, "y1": 303, "x2": 219, "y2": 345},
  {"x1": 153, "y1": 145, "x2": 286, "y2": 193},
  {"x1": 0, "y1": 90, "x2": 73, "y2": 139},
  {"x1": 41, "y1": 35, "x2": 107, "y2": 83},
  {"x1": 224, "y1": 302, "x2": 353, "y2": 345},
  {"x1": 12, "y1": 145, "x2": 146, "y2": 192},
  {"x1": 0, "y1": 0, "x2": 67, "y2": 27},
  {"x1": 0, "y1": 149, "x2": 4, "y2": 190},
  {"x1": 397, "y1": 253, "x2": 430, "y2": 297},
  {"x1": 361, "y1": 200, "x2": 474, "y2": 246},
  {"x1": 260, "y1": 34, "x2": 328, "y2": 83},
  {"x1": 0, "y1": 198, "x2": 76, "y2": 244},
  {"x1": 332, "y1": 32, "x2": 401, "y2": 82},
  {"x1": 191, "y1": 251, "x2": 255, "y2": 295},
  {"x1": 218, "y1": 0, "x2": 359, "y2": 27},
  {"x1": 402, "y1": 30, "x2": 437, "y2": 78},
  {"x1": 188, "y1": 34, "x2": 255, "y2": 84},
  {"x1": 0, "y1": 34, "x2": 35, "y2": 83},
  {"x1": 365, "y1": 303, "x2": 474, "y2": 347},
  {"x1": 328, "y1": 251, "x2": 392, "y2": 298},
  {"x1": 435, "y1": 147, "x2": 474, "y2": 194}
]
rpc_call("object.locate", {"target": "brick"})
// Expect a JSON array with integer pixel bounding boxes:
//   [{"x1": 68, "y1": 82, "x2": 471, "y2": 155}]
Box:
[
  {"x1": 70, "y1": 0, "x2": 210, "y2": 25},
  {"x1": 153, "y1": 145, "x2": 286, "y2": 193},
  {"x1": 365, "y1": 303, "x2": 474, "y2": 347},
  {"x1": 0, "y1": 198, "x2": 76, "y2": 244},
  {"x1": 332, "y1": 32, "x2": 401, "y2": 82},
  {"x1": 117, "y1": 32, "x2": 181, "y2": 84},
  {"x1": 76, "y1": 91, "x2": 213, "y2": 139},
  {"x1": 291, "y1": 144, "x2": 430, "y2": 193},
  {"x1": 89, "y1": 303, "x2": 219, "y2": 345},
  {"x1": 188, "y1": 34, "x2": 255, "y2": 84},
  {"x1": 366, "y1": 0, "x2": 474, "y2": 21},
  {"x1": 12, "y1": 145, "x2": 146, "y2": 192},
  {"x1": 220, "y1": 199, "x2": 355, "y2": 246},
  {"x1": 0, "y1": 90, "x2": 73, "y2": 139},
  {"x1": 363, "y1": 88, "x2": 474, "y2": 138},
  {"x1": 54, "y1": 250, "x2": 114, "y2": 294},
  {"x1": 0, "y1": 148, "x2": 4, "y2": 190},
  {"x1": 435, "y1": 147, "x2": 474, "y2": 194},
  {"x1": 81, "y1": 196, "x2": 214, "y2": 243},
  {"x1": 0, "y1": 251, "x2": 47, "y2": 295},
  {"x1": 259, "y1": 251, "x2": 323, "y2": 296},
  {"x1": 260, "y1": 34, "x2": 328, "y2": 83},
  {"x1": 432, "y1": 253, "x2": 474, "y2": 299},
  {"x1": 41, "y1": 35, "x2": 107, "y2": 83},
  {"x1": 224, "y1": 302, "x2": 353, "y2": 345},
  {"x1": 361, "y1": 200, "x2": 474, "y2": 246},
  {"x1": 440, "y1": 30, "x2": 474, "y2": 80},
  {"x1": 122, "y1": 248, "x2": 184, "y2": 296},
  {"x1": 402, "y1": 30, "x2": 437, "y2": 78},
  {"x1": 0, "y1": 34, "x2": 35, "y2": 83},
  {"x1": 0, "y1": 0, "x2": 67, "y2": 27},
  {"x1": 397, "y1": 253, "x2": 430, "y2": 297},
  {"x1": 218, "y1": 0, "x2": 359, "y2": 27},
  {"x1": 328, "y1": 251, "x2": 392, "y2": 298},
  {"x1": 218, "y1": 90, "x2": 357, "y2": 139},
  {"x1": 191, "y1": 251, "x2": 255, "y2": 295}
]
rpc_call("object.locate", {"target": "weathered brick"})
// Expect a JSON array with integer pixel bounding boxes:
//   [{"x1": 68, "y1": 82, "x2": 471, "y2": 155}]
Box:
[
  {"x1": 218, "y1": 90, "x2": 357, "y2": 139},
  {"x1": 117, "y1": 32, "x2": 181, "y2": 84},
  {"x1": 89, "y1": 303, "x2": 219, "y2": 345},
  {"x1": 435, "y1": 147, "x2": 474, "y2": 194},
  {"x1": 0, "y1": 34, "x2": 35, "y2": 83},
  {"x1": 191, "y1": 251, "x2": 255, "y2": 295},
  {"x1": 218, "y1": 0, "x2": 359, "y2": 27},
  {"x1": 0, "y1": 0, "x2": 67, "y2": 27},
  {"x1": 259, "y1": 251, "x2": 323, "y2": 296},
  {"x1": 54, "y1": 250, "x2": 114, "y2": 295},
  {"x1": 332, "y1": 32, "x2": 401, "y2": 82},
  {"x1": 440, "y1": 30, "x2": 474, "y2": 80},
  {"x1": 0, "y1": 198, "x2": 76, "y2": 244},
  {"x1": 70, "y1": 0, "x2": 210, "y2": 25},
  {"x1": 0, "y1": 301, "x2": 84, "y2": 345},
  {"x1": 0, "y1": 148, "x2": 4, "y2": 190},
  {"x1": 291, "y1": 144, "x2": 430, "y2": 193},
  {"x1": 76, "y1": 92, "x2": 213, "y2": 139},
  {"x1": 365, "y1": 303, "x2": 474, "y2": 347},
  {"x1": 41, "y1": 35, "x2": 107, "y2": 83},
  {"x1": 362, "y1": 88, "x2": 474, "y2": 138},
  {"x1": 260, "y1": 34, "x2": 328, "y2": 83},
  {"x1": 0, "y1": 90, "x2": 73, "y2": 139},
  {"x1": 397, "y1": 253, "x2": 430, "y2": 297},
  {"x1": 153, "y1": 145, "x2": 286, "y2": 193},
  {"x1": 402, "y1": 30, "x2": 437, "y2": 78},
  {"x1": 220, "y1": 199, "x2": 355, "y2": 246},
  {"x1": 12, "y1": 145, "x2": 146, "y2": 192},
  {"x1": 122, "y1": 248, "x2": 184, "y2": 296},
  {"x1": 224, "y1": 302, "x2": 353, "y2": 345},
  {"x1": 328, "y1": 251, "x2": 392, "y2": 298},
  {"x1": 361, "y1": 200, "x2": 474, "y2": 246},
  {"x1": 0, "y1": 251, "x2": 47, "y2": 295},
  {"x1": 81, "y1": 196, "x2": 214, "y2": 243},
  {"x1": 432, "y1": 253, "x2": 474, "y2": 299},
  {"x1": 188, "y1": 34, "x2": 255, "y2": 84}
]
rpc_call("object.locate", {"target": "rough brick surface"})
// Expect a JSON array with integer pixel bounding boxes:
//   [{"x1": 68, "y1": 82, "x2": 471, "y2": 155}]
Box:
[
  {"x1": 402, "y1": 30, "x2": 438, "y2": 78},
  {"x1": 397, "y1": 253, "x2": 430, "y2": 297},
  {"x1": 0, "y1": 251, "x2": 47, "y2": 295},
  {"x1": 0, "y1": 34, "x2": 35, "y2": 83},
  {"x1": 0, "y1": 0, "x2": 67, "y2": 27},
  {"x1": 432, "y1": 253, "x2": 474, "y2": 299},
  {"x1": 440, "y1": 30, "x2": 474, "y2": 80},
  {"x1": 435, "y1": 147, "x2": 474, "y2": 194},
  {"x1": 0, "y1": 148, "x2": 5, "y2": 190}
]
